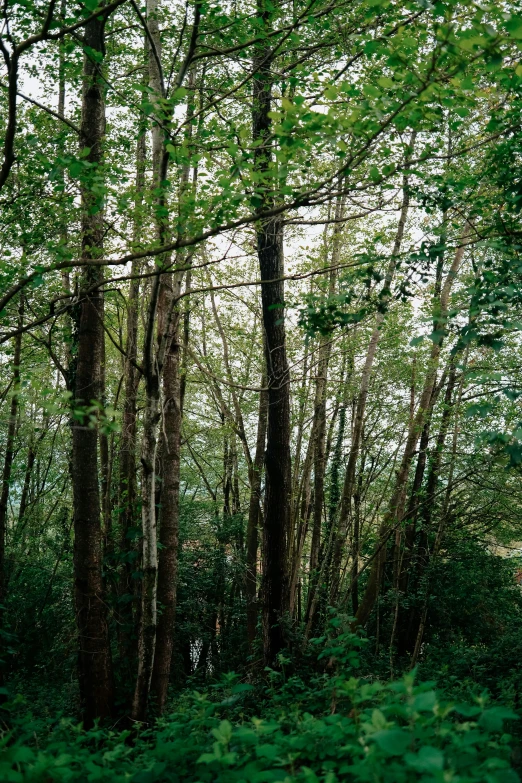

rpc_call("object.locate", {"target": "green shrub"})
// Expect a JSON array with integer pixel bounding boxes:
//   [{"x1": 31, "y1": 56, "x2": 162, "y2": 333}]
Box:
[
  {"x1": 0, "y1": 616, "x2": 518, "y2": 782},
  {"x1": 0, "y1": 670, "x2": 518, "y2": 782}
]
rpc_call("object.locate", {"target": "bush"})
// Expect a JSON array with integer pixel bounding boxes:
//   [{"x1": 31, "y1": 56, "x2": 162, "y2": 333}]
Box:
[
  {"x1": 0, "y1": 615, "x2": 518, "y2": 782},
  {"x1": 0, "y1": 671, "x2": 518, "y2": 782}
]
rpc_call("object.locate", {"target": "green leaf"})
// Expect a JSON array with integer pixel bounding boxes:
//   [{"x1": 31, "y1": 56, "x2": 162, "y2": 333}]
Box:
[
  {"x1": 405, "y1": 745, "x2": 444, "y2": 772},
  {"x1": 412, "y1": 690, "x2": 437, "y2": 712},
  {"x1": 372, "y1": 729, "x2": 411, "y2": 755},
  {"x1": 455, "y1": 704, "x2": 482, "y2": 718},
  {"x1": 256, "y1": 744, "x2": 280, "y2": 760},
  {"x1": 232, "y1": 683, "x2": 254, "y2": 694},
  {"x1": 212, "y1": 720, "x2": 233, "y2": 743},
  {"x1": 428, "y1": 329, "x2": 445, "y2": 344},
  {"x1": 465, "y1": 402, "x2": 494, "y2": 418},
  {"x1": 479, "y1": 707, "x2": 518, "y2": 732},
  {"x1": 506, "y1": 16, "x2": 522, "y2": 39}
]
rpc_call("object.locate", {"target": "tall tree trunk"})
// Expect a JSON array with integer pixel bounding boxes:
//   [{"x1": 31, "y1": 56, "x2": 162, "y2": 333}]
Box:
[
  {"x1": 246, "y1": 374, "x2": 268, "y2": 649},
  {"x1": 71, "y1": 11, "x2": 114, "y2": 724},
  {"x1": 409, "y1": 361, "x2": 464, "y2": 666},
  {"x1": 329, "y1": 143, "x2": 414, "y2": 604},
  {"x1": 290, "y1": 334, "x2": 310, "y2": 530},
  {"x1": 150, "y1": 65, "x2": 198, "y2": 714},
  {"x1": 253, "y1": 3, "x2": 291, "y2": 663},
  {"x1": 150, "y1": 280, "x2": 182, "y2": 712},
  {"x1": 306, "y1": 200, "x2": 344, "y2": 618},
  {"x1": 397, "y1": 362, "x2": 458, "y2": 655},
  {"x1": 131, "y1": 0, "x2": 166, "y2": 711},
  {"x1": 304, "y1": 352, "x2": 351, "y2": 634},
  {"x1": 100, "y1": 336, "x2": 110, "y2": 544},
  {"x1": 0, "y1": 297, "x2": 23, "y2": 687},
  {"x1": 354, "y1": 224, "x2": 469, "y2": 628},
  {"x1": 117, "y1": 122, "x2": 145, "y2": 677},
  {"x1": 132, "y1": 288, "x2": 161, "y2": 721},
  {"x1": 18, "y1": 439, "x2": 36, "y2": 528},
  {"x1": 134, "y1": 0, "x2": 196, "y2": 716}
]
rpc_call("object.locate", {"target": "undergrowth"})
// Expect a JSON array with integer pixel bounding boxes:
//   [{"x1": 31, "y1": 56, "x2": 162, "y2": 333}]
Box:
[{"x1": 0, "y1": 614, "x2": 519, "y2": 782}]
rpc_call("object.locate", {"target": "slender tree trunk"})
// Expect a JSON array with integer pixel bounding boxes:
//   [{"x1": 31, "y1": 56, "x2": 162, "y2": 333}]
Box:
[
  {"x1": 394, "y1": 417, "x2": 432, "y2": 623},
  {"x1": 289, "y1": 429, "x2": 313, "y2": 615},
  {"x1": 351, "y1": 447, "x2": 365, "y2": 615},
  {"x1": 329, "y1": 145, "x2": 414, "y2": 604},
  {"x1": 0, "y1": 298, "x2": 23, "y2": 687},
  {"x1": 290, "y1": 334, "x2": 310, "y2": 529},
  {"x1": 131, "y1": 0, "x2": 167, "y2": 721},
  {"x1": 246, "y1": 375, "x2": 268, "y2": 649},
  {"x1": 306, "y1": 201, "x2": 344, "y2": 617},
  {"x1": 253, "y1": 6, "x2": 291, "y2": 663},
  {"x1": 409, "y1": 361, "x2": 465, "y2": 667},
  {"x1": 134, "y1": 0, "x2": 193, "y2": 716},
  {"x1": 132, "y1": 301, "x2": 161, "y2": 721},
  {"x1": 179, "y1": 269, "x2": 192, "y2": 418},
  {"x1": 150, "y1": 281, "x2": 182, "y2": 712},
  {"x1": 100, "y1": 336, "x2": 110, "y2": 541},
  {"x1": 354, "y1": 225, "x2": 469, "y2": 628},
  {"x1": 397, "y1": 362, "x2": 458, "y2": 656},
  {"x1": 309, "y1": 291, "x2": 339, "y2": 572},
  {"x1": 304, "y1": 353, "x2": 351, "y2": 634},
  {"x1": 18, "y1": 441, "x2": 35, "y2": 527},
  {"x1": 71, "y1": 10, "x2": 114, "y2": 724},
  {"x1": 422, "y1": 363, "x2": 458, "y2": 531},
  {"x1": 151, "y1": 67, "x2": 198, "y2": 713},
  {"x1": 117, "y1": 124, "x2": 145, "y2": 676},
  {"x1": 132, "y1": 60, "x2": 165, "y2": 714}
]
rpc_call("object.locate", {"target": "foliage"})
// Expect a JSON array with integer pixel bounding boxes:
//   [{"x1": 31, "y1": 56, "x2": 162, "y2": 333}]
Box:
[
  {"x1": 0, "y1": 628, "x2": 520, "y2": 783},
  {"x1": 2, "y1": 0, "x2": 522, "y2": 773}
]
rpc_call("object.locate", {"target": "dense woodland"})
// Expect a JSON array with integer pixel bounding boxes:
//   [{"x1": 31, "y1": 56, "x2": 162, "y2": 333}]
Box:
[{"x1": 2, "y1": 0, "x2": 522, "y2": 779}]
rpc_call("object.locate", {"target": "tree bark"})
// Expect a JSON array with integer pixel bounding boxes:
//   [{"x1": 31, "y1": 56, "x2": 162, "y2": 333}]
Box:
[
  {"x1": 150, "y1": 66, "x2": 198, "y2": 714},
  {"x1": 329, "y1": 142, "x2": 415, "y2": 605},
  {"x1": 253, "y1": 3, "x2": 292, "y2": 663},
  {"x1": 71, "y1": 9, "x2": 114, "y2": 724},
  {"x1": 150, "y1": 278, "x2": 182, "y2": 713},
  {"x1": 0, "y1": 297, "x2": 23, "y2": 687},
  {"x1": 18, "y1": 441, "x2": 36, "y2": 528},
  {"x1": 246, "y1": 374, "x2": 268, "y2": 649},
  {"x1": 132, "y1": 299, "x2": 161, "y2": 721},
  {"x1": 131, "y1": 13, "x2": 166, "y2": 708},
  {"x1": 117, "y1": 121, "x2": 145, "y2": 677},
  {"x1": 306, "y1": 200, "x2": 344, "y2": 618},
  {"x1": 354, "y1": 224, "x2": 469, "y2": 628}
]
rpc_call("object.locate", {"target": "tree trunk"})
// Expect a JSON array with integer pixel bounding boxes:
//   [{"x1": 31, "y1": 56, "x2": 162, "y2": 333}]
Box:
[
  {"x1": 408, "y1": 360, "x2": 465, "y2": 667},
  {"x1": 132, "y1": 31, "x2": 165, "y2": 709},
  {"x1": 135, "y1": 0, "x2": 193, "y2": 716},
  {"x1": 310, "y1": 263, "x2": 341, "y2": 570},
  {"x1": 100, "y1": 335, "x2": 110, "y2": 543},
  {"x1": 132, "y1": 315, "x2": 161, "y2": 721},
  {"x1": 18, "y1": 441, "x2": 35, "y2": 527},
  {"x1": 117, "y1": 122, "x2": 145, "y2": 678},
  {"x1": 354, "y1": 225, "x2": 469, "y2": 628},
  {"x1": 329, "y1": 143, "x2": 414, "y2": 604},
  {"x1": 0, "y1": 297, "x2": 23, "y2": 687},
  {"x1": 71, "y1": 10, "x2": 114, "y2": 724},
  {"x1": 246, "y1": 375, "x2": 268, "y2": 649},
  {"x1": 307, "y1": 203, "x2": 344, "y2": 617},
  {"x1": 150, "y1": 279, "x2": 182, "y2": 713},
  {"x1": 253, "y1": 8, "x2": 291, "y2": 662},
  {"x1": 150, "y1": 66, "x2": 198, "y2": 714},
  {"x1": 397, "y1": 362, "x2": 458, "y2": 656}
]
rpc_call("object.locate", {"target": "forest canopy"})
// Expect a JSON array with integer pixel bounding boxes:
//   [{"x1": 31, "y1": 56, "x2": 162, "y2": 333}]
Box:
[{"x1": 1, "y1": 0, "x2": 522, "y2": 779}]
